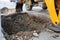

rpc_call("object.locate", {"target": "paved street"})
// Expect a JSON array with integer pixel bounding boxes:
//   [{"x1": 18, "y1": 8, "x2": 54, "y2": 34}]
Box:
[{"x1": 29, "y1": 31, "x2": 60, "y2": 40}]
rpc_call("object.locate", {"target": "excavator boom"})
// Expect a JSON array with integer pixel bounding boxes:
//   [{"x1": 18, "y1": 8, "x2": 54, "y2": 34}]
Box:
[{"x1": 45, "y1": 0, "x2": 60, "y2": 32}]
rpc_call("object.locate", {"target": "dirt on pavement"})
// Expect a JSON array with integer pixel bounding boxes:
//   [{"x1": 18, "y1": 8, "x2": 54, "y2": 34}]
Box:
[{"x1": 1, "y1": 12, "x2": 52, "y2": 40}]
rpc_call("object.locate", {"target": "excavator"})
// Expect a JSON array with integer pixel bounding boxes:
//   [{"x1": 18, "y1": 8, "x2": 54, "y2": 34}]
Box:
[{"x1": 45, "y1": 0, "x2": 60, "y2": 32}]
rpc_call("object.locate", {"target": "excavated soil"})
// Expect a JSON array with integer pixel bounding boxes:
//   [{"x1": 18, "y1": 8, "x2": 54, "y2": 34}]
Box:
[{"x1": 1, "y1": 13, "x2": 52, "y2": 40}]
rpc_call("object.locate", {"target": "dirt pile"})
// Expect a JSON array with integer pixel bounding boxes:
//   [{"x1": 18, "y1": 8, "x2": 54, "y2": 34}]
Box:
[{"x1": 1, "y1": 13, "x2": 51, "y2": 40}]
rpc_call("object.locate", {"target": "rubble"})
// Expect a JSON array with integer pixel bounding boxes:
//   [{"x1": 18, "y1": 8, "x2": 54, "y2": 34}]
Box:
[{"x1": 1, "y1": 12, "x2": 51, "y2": 40}]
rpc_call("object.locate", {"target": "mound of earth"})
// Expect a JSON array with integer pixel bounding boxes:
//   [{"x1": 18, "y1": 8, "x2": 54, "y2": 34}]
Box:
[{"x1": 1, "y1": 13, "x2": 51, "y2": 40}]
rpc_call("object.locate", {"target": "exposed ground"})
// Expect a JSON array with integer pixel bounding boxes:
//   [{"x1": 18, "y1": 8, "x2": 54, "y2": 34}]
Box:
[
  {"x1": 1, "y1": 5, "x2": 60, "y2": 40},
  {"x1": 1, "y1": 9, "x2": 52, "y2": 40}
]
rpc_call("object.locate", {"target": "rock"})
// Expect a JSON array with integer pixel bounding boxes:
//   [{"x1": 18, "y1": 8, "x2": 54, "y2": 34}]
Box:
[{"x1": 33, "y1": 31, "x2": 38, "y2": 37}]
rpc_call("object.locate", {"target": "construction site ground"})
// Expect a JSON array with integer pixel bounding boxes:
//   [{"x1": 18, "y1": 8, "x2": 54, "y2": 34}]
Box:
[{"x1": 1, "y1": 6, "x2": 60, "y2": 40}]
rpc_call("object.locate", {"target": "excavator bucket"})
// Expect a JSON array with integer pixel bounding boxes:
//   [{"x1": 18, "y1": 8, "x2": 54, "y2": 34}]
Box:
[
  {"x1": 47, "y1": 25, "x2": 60, "y2": 32},
  {"x1": 45, "y1": 0, "x2": 60, "y2": 32}
]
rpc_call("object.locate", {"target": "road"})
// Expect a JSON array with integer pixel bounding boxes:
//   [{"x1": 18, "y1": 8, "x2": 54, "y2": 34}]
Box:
[{"x1": 29, "y1": 31, "x2": 60, "y2": 40}]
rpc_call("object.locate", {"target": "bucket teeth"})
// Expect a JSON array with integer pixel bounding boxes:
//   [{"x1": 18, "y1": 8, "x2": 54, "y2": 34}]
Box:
[{"x1": 47, "y1": 26, "x2": 60, "y2": 33}]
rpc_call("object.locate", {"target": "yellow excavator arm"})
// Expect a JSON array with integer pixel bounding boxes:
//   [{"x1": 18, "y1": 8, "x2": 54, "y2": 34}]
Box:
[
  {"x1": 45, "y1": 0, "x2": 60, "y2": 26},
  {"x1": 45, "y1": 0, "x2": 60, "y2": 32}
]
